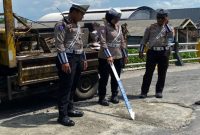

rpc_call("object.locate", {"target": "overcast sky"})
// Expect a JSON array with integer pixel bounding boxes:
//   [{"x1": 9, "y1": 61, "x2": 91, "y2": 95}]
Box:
[{"x1": 0, "y1": 0, "x2": 200, "y2": 20}]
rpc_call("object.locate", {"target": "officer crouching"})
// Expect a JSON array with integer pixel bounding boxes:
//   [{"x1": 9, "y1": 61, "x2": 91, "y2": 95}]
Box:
[
  {"x1": 54, "y1": 3, "x2": 89, "y2": 126},
  {"x1": 139, "y1": 9, "x2": 174, "y2": 99}
]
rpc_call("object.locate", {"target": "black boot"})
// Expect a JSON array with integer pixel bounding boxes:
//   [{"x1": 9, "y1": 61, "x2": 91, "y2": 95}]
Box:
[
  {"x1": 57, "y1": 116, "x2": 75, "y2": 126},
  {"x1": 68, "y1": 109, "x2": 84, "y2": 117},
  {"x1": 98, "y1": 97, "x2": 109, "y2": 106},
  {"x1": 195, "y1": 101, "x2": 200, "y2": 105},
  {"x1": 110, "y1": 95, "x2": 119, "y2": 104},
  {"x1": 155, "y1": 93, "x2": 163, "y2": 98},
  {"x1": 139, "y1": 93, "x2": 147, "y2": 99}
]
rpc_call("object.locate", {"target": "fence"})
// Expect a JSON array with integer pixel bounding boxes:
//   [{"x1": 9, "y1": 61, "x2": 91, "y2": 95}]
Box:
[{"x1": 125, "y1": 41, "x2": 200, "y2": 70}]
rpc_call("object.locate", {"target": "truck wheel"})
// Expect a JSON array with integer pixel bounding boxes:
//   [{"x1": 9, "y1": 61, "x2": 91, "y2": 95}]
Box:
[{"x1": 75, "y1": 73, "x2": 98, "y2": 101}]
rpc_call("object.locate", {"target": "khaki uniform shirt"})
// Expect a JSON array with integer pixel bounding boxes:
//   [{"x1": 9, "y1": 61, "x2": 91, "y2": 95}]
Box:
[
  {"x1": 98, "y1": 23, "x2": 127, "y2": 59},
  {"x1": 54, "y1": 18, "x2": 85, "y2": 64},
  {"x1": 140, "y1": 23, "x2": 174, "y2": 48}
]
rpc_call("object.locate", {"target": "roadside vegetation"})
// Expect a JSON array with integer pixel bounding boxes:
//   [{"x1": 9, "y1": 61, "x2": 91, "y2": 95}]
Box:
[{"x1": 127, "y1": 48, "x2": 198, "y2": 68}]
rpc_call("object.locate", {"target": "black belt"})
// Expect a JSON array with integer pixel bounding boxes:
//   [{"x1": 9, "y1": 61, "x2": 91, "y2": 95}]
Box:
[
  {"x1": 65, "y1": 49, "x2": 83, "y2": 54},
  {"x1": 151, "y1": 46, "x2": 170, "y2": 51}
]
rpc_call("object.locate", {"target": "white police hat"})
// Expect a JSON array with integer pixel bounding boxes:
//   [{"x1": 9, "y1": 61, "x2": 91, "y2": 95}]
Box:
[
  {"x1": 108, "y1": 8, "x2": 122, "y2": 18},
  {"x1": 71, "y1": 2, "x2": 90, "y2": 13}
]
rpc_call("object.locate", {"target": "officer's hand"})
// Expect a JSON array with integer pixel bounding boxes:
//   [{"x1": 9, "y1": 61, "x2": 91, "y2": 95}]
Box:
[
  {"x1": 83, "y1": 61, "x2": 88, "y2": 71},
  {"x1": 164, "y1": 17, "x2": 169, "y2": 24},
  {"x1": 124, "y1": 57, "x2": 128, "y2": 64},
  {"x1": 67, "y1": 24, "x2": 73, "y2": 32},
  {"x1": 61, "y1": 63, "x2": 71, "y2": 73},
  {"x1": 107, "y1": 56, "x2": 114, "y2": 64},
  {"x1": 139, "y1": 52, "x2": 144, "y2": 59}
]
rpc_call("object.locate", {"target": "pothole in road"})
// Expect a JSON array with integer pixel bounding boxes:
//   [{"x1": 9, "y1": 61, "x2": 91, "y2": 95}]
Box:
[
  {"x1": 114, "y1": 99, "x2": 193, "y2": 130},
  {"x1": 79, "y1": 99, "x2": 193, "y2": 130}
]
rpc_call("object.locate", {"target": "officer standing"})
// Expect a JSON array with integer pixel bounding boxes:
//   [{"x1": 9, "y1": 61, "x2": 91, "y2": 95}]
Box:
[
  {"x1": 139, "y1": 9, "x2": 174, "y2": 99},
  {"x1": 98, "y1": 8, "x2": 128, "y2": 106},
  {"x1": 54, "y1": 3, "x2": 89, "y2": 126}
]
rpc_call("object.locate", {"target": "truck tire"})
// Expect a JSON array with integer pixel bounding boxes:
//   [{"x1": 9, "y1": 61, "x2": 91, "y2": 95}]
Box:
[{"x1": 75, "y1": 73, "x2": 98, "y2": 101}]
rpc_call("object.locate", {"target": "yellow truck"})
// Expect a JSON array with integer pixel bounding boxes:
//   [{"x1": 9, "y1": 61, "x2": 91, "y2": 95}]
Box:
[{"x1": 0, "y1": 0, "x2": 99, "y2": 102}]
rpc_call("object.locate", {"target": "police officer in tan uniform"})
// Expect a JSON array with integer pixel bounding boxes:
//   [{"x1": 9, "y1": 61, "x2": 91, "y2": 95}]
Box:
[
  {"x1": 139, "y1": 9, "x2": 174, "y2": 99},
  {"x1": 54, "y1": 3, "x2": 89, "y2": 126},
  {"x1": 98, "y1": 8, "x2": 128, "y2": 106}
]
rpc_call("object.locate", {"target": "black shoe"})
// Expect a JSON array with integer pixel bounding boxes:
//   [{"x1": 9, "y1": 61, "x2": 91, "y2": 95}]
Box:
[
  {"x1": 57, "y1": 116, "x2": 75, "y2": 126},
  {"x1": 68, "y1": 110, "x2": 84, "y2": 117},
  {"x1": 195, "y1": 101, "x2": 200, "y2": 105},
  {"x1": 110, "y1": 95, "x2": 119, "y2": 104},
  {"x1": 155, "y1": 93, "x2": 163, "y2": 98},
  {"x1": 139, "y1": 94, "x2": 147, "y2": 99},
  {"x1": 98, "y1": 99, "x2": 109, "y2": 106}
]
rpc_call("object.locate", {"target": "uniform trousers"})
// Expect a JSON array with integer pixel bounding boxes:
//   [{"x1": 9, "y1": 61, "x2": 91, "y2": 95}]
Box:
[
  {"x1": 56, "y1": 53, "x2": 82, "y2": 118},
  {"x1": 141, "y1": 49, "x2": 170, "y2": 94},
  {"x1": 98, "y1": 58, "x2": 123, "y2": 100}
]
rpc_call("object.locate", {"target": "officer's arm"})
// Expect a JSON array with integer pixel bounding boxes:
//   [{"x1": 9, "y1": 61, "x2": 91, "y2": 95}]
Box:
[
  {"x1": 81, "y1": 51, "x2": 88, "y2": 70},
  {"x1": 81, "y1": 51, "x2": 87, "y2": 61},
  {"x1": 139, "y1": 27, "x2": 150, "y2": 53},
  {"x1": 120, "y1": 31, "x2": 128, "y2": 58},
  {"x1": 165, "y1": 25, "x2": 175, "y2": 46},
  {"x1": 54, "y1": 24, "x2": 68, "y2": 64},
  {"x1": 99, "y1": 26, "x2": 112, "y2": 58}
]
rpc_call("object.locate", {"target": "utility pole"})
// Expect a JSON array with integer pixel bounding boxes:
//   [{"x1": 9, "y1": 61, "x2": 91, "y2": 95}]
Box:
[{"x1": 3, "y1": 0, "x2": 16, "y2": 67}]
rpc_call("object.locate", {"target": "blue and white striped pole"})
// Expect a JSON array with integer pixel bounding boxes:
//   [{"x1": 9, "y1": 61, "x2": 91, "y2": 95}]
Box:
[{"x1": 110, "y1": 63, "x2": 135, "y2": 120}]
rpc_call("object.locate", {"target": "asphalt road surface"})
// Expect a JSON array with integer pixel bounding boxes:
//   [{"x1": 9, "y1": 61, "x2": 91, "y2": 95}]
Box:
[{"x1": 0, "y1": 63, "x2": 200, "y2": 135}]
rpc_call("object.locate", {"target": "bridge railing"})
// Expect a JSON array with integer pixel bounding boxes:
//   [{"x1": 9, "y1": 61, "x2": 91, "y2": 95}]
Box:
[{"x1": 125, "y1": 41, "x2": 200, "y2": 70}]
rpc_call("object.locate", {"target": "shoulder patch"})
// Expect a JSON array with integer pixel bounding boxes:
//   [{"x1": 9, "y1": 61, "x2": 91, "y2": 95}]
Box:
[
  {"x1": 99, "y1": 26, "x2": 106, "y2": 34},
  {"x1": 101, "y1": 29, "x2": 105, "y2": 34},
  {"x1": 58, "y1": 25, "x2": 64, "y2": 31}
]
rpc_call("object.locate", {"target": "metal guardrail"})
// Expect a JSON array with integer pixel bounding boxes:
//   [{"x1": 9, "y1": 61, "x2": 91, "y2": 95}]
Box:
[{"x1": 126, "y1": 42, "x2": 200, "y2": 69}]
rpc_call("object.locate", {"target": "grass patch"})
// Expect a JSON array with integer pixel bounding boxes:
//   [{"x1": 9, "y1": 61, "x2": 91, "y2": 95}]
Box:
[{"x1": 128, "y1": 49, "x2": 145, "y2": 64}]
